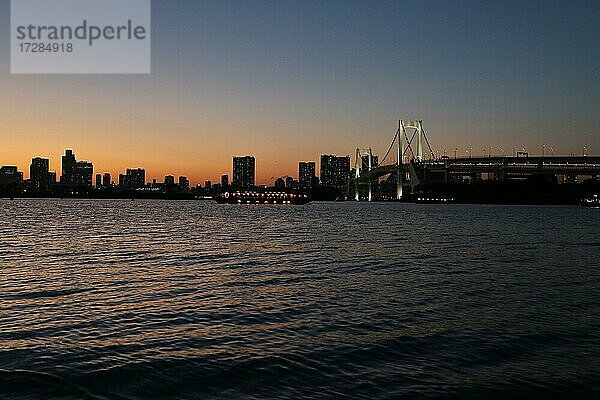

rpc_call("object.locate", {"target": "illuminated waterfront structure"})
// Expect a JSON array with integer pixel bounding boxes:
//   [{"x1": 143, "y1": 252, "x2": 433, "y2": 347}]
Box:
[
  {"x1": 299, "y1": 161, "x2": 316, "y2": 189},
  {"x1": 233, "y1": 156, "x2": 255, "y2": 188},
  {"x1": 320, "y1": 155, "x2": 350, "y2": 192}
]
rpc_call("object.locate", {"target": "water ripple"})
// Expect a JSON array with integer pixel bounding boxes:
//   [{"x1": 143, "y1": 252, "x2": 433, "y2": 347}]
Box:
[{"x1": 1, "y1": 199, "x2": 599, "y2": 399}]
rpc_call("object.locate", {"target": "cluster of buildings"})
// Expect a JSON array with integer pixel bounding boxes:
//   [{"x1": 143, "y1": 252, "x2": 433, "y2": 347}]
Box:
[
  {"x1": 0, "y1": 149, "x2": 370, "y2": 198},
  {"x1": 229, "y1": 155, "x2": 355, "y2": 194}
]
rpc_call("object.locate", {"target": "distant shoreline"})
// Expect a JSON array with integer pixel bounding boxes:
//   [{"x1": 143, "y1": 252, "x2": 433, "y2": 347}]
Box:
[{"x1": 0, "y1": 195, "x2": 595, "y2": 206}]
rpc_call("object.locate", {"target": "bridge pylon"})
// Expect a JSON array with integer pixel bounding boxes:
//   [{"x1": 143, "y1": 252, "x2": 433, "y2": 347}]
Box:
[
  {"x1": 352, "y1": 119, "x2": 435, "y2": 201},
  {"x1": 354, "y1": 147, "x2": 375, "y2": 201},
  {"x1": 397, "y1": 120, "x2": 404, "y2": 200},
  {"x1": 400, "y1": 119, "x2": 435, "y2": 162}
]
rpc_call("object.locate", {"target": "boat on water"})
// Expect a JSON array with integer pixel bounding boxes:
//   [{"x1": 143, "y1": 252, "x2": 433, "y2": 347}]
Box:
[
  {"x1": 581, "y1": 194, "x2": 600, "y2": 207},
  {"x1": 415, "y1": 196, "x2": 456, "y2": 204},
  {"x1": 214, "y1": 191, "x2": 311, "y2": 205}
]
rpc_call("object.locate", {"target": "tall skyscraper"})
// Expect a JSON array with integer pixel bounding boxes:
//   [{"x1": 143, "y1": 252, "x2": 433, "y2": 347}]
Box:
[
  {"x1": 61, "y1": 149, "x2": 76, "y2": 184},
  {"x1": 233, "y1": 156, "x2": 255, "y2": 188},
  {"x1": 320, "y1": 155, "x2": 350, "y2": 192},
  {"x1": 30, "y1": 157, "x2": 50, "y2": 191},
  {"x1": 299, "y1": 161, "x2": 316, "y2": 189},
  {"x1": 221, "y1": 174, "x2": 229, "y2": 188},
  {"x1": 103, "y1": 173, "x2": 111, "y2": 188},
  {"x1": 95, "y1": 174, "x2": 102, "y2": 188}
]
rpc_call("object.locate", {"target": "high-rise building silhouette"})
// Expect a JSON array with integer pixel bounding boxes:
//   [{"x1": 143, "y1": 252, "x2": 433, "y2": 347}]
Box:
[
  {"x1": 0, "y1": 166, "x2": 18, "y2": 175},
  {"x1": 103, "y1": 173, "x2": 111, "y2": 188},
  {"x1": 233, "y1": 156, "x2": 255, "y2": 188},
  {"x1": 221, "y1": 174, "x2": 229, "y2": 188},
  {"x1": 95, "y1": 174, "x2": 102, "y2": 188},
  {"x1": 320, "y1": 155, "x2": 350, "y2": 192},
  {"x1": 75, "y1": 162, "x2": 94, "y2": 187},
  {"x1": 123, "y1": 169, "x2": 145, "y2": 189},
  {"x1": 179, "y1": 176, "x2": 189, "y2": 191},
  {"x1": 61, "y1": 149, "x2": 76, "y2": 184},
  {"x1": 299, "y1": 162, "x2": 316, "y2": 189},
  {"x1": 204, "y1": 180, "x2": 212, "y2": 190},
  {"x1": 30, "y1": 157, "x2": 50, "y2": 191},
  {"x1": 274, "y1": 177, "x2": 285, "y2": 189},
  {"x1": 285, "y1": 176, "x2": 294, "y2": 188},
  {"x1": 164, "y1": 175, "x2": 175, "y2": 185},
  {"x1": 60, "y1": 149, "x2": 93, "y2": 187},
  {"x1": 0, "y1": 166, "x2": 23, "y2": 191}
]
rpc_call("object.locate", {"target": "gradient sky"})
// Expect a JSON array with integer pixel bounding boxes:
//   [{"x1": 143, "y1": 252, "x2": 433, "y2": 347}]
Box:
[{"x1": 1, "y1": 0, "x2": 599, "y2": 185}]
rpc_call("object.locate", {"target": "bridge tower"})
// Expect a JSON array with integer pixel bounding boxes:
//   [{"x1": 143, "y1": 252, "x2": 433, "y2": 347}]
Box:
[
  {"x1": 396, "y1": 120, "x2": 434, "y2": 198},
  {"x1": 354, "y1": 147, "x2": 374, "y2": 201},
  {"x1": 352, "y1": 119, "x2": 434, "y2": 201},
  {"x1": 397, "y1": 120, "x2": 404, "y2": 200},
  {"x1": 400, "y1": 120, "x2": 425, "y2": 161}
]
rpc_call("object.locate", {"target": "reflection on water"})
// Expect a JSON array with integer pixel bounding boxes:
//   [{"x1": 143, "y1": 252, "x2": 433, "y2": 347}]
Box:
[{"x1": 0, "y1": 199, "x2": 599, "y2": 399}]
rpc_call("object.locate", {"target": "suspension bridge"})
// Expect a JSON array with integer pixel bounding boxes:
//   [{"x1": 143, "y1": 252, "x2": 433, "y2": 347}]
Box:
[{"x1": 352, "y1": 120, "x2": 600, "y2": 201}]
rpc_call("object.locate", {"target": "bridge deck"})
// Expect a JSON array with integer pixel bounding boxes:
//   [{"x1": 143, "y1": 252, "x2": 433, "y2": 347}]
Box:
[{"x1": 353, "y1": 156, "x2": 600, "y2": 183}]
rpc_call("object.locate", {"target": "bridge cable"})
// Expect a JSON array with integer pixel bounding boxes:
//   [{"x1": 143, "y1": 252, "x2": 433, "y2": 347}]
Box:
[
  {"x1": 379, "y1": 129, "x2": 399, "y2": 165},
  {"x1": 422, "y1": 129, "x2": 436, "y2": 160},
  {"x1": 404, "y1": 131, "x2": 416, "y2": 159}
]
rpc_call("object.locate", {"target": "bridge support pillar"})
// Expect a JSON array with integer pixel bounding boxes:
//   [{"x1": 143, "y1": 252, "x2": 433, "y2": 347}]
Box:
[
  {"x1": 354, "y1": 147, "x2": 375, "y2": 201},
  {"x1": 417, "y1": 122, "x2": 424, "y2": 161},
  {"x1": 397, "y1": 120, "x2": 403, "y2": 200}
]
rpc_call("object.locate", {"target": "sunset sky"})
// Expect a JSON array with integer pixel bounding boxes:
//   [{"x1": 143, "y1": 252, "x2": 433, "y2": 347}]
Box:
[{"x1": 1, "y1": 0, "x2": 599, "y2": 185}]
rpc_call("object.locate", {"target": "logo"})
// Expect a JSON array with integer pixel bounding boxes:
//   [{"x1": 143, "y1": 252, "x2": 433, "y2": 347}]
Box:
[{"x1": 11, "y1": 0, "x2": 151, "y2": 74}]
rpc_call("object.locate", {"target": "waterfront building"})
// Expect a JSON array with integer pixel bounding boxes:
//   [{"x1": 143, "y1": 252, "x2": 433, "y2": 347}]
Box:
[
  {"x1": 60, "y1": 149, "x2": 76, "y2": 184},
  {"x1": 74, "y1": 161, "x2": 94, "y2": 187},
  {"x1": 233, "y1": 156, "x2": 255, "y2": 188},
  {"x1": 285, "y1": 176, "x2": 295, "y2": 188},
  {"x1": 320, "y1": 155, "x2": 350, "y2": 192},
  {"x1": 60, "y1": 149, "x2": 93, "y2": 187},
  {"x1": 48, "y1": 172, "x2": 57, "y2": 185},
  {"x1": 164, "y1": 175, "x2": 175, "y2": 186},
  {"x1": 299, "y1": 161, "x2": 316, "y2": 189},
  {"x1": 30, "y1": 157, "x2": 50, "y2": 191},
  {"x1": 179, "y1": 176, "x2": 189, "y2": 191},
  {"x1": 0, "y1": 166, "x2": 23, "y2": 191},
  {"x1": 103, "y1": 173, "x2": 111, "y2": 188},
  {"x1": 122, "y1": 169, "x2": 145, "y2": 190},
  {"x1": 275, "y1": 177, "x2": 285, "y2": 189}
]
